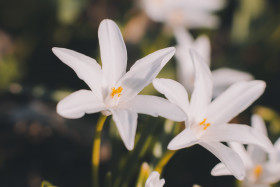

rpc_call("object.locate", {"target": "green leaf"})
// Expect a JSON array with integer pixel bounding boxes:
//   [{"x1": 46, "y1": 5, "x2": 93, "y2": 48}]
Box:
[{"x1": 41, "y1": 180, "x2": 59, "y2": 187}]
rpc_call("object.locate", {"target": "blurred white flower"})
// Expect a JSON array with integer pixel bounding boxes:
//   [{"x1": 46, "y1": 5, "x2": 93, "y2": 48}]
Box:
[
  {"x1": 141, "y1": 0, "x2": 226, "y2": 29},
  {"x1": 145, "y1": 171, "x2": 165, "y2": 187},
  {"x1": 153, "y1": 50, "x2": 273, "y2": 180},
  {"x1": 53, "y1": 19, "x2": 186, "y2": 151},
  {"x1": 211, "y1": 115, "x2": 280, "y2": 187},
  {"x1": 174, "y1": 28, "x2": 253, "y2": 97}
]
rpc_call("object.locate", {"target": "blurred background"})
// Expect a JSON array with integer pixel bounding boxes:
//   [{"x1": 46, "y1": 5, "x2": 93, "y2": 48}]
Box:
[{"x1": 0, "y1": 0, "x2": 280, "y2": 186}]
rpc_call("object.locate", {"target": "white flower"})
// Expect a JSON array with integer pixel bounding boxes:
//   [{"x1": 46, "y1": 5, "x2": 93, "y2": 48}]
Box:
[
  {"x1": 211, "y1": 115, "x2": 280, "y2": 187},
  {"x1": 53, "y1": 19, "x2": 186, "y2": 150},
  {"x1": 152, "y1": 50, "x2": 273, "y2": 180},
  {"x1": 141, "y1": 0, "x2": 226, "y2": 29},
  {"x1": 145, "y1": 171, "x2": 165, "y2": 187},
  {"x1": 174, "y1": 28, "x2": 253, "y2": 97}
]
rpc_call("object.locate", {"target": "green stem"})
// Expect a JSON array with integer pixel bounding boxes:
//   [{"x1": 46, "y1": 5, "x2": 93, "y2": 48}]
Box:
[
  {"x1": 154, "y1": 150, "x2": 176, "y2": 175},
  {"x1": 92, "y1": 114, "x2": 107, "y2": 187}
]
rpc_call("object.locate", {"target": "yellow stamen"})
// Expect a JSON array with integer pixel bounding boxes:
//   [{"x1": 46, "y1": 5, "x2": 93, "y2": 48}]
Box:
[
  {"x1": 199, "y1": 118, "x2": 211, "y2": 130},
  {"x1": 111, "y1": 86, "x2": 123, "y2": 98},
  {"x1": 254, "y1": 165, "x2": 263, "y2": 178}
]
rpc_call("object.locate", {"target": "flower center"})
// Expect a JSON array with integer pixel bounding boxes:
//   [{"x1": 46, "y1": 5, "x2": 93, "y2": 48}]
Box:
[
  {"x1": 111, "y1": 86, "x2": 123, "y2": 98},
  {"x1": 253, "y1": 165, "x2": 262, "y2": 179},
  {"x1": 199, "y1": 118, "x2": 211, "y2": 130}
]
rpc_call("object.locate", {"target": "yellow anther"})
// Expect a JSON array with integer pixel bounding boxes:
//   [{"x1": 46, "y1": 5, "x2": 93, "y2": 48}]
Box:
[
  {"x1": 199, "y1": 118, "x2": 211, "y2": 130},
  {"x1": 111, "y1": 86, "x2": 123, "y2": 98},
  {"x1": 199, "y1": 118, "x2": 207, "y2": 125},
  {"x1": 253, "y1": 165, "x2": 263, "y2": 178}
]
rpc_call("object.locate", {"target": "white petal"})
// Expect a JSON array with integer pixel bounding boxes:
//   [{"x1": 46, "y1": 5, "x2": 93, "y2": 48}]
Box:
[
  {"x1": 117, "y1": 47, "x2": 175, "y2": 102},
  {"x1": 153, "y1": 78, "x2": 190, "y2": 114},
  {"x1": 202, "y1": 124, "x2": 273, "y2": 153},
  {"x1": 193, "y1": 35, "x2": 211, "y2": 66},
  {"x1": 206, "y1": 80, "x2": 266, "y2": 125},
  {"x1": 275, "y1": 137, "x2": 280, "y2": 152},
  {"x1": 228, "y1": 142, "x2": 253, "y2": 168},
  {"x1": 189, "y1": 49, "x2": 213, "y2": 120},
  {"x1": 98, "y1": 19, "x2": 127, "y2": 88},
  {"x1": 247, "y1": 115, "x2": 268, "y2": 164},
  {"x1": 111, "y1": 109, "x2": 138, "y2": 150},
  {"x1": 57, "y1": 90, "x2": 105, "y2": 119},
  {"x1": 212, "y1": 68, "x2": 254, "y2": 97},
  {"x1": 261, "y1": 162, "x2": 280, "y2": 184},
  {"x1": 174, "y1": 27, "x2": 194, "y2": 47},
  {"x1": 200, "y1": 142, "x2": 245, "y2": 180},
  {"x1": 145, "y1": 171, "x2": 165, "y2": 187},
  {"x1": 251, "y1": 114, "x2": 267, "y2": 135},
  {"x1": 52, "y1": 48, "x2": 102, "y2": 99},
  {"x1": 126, "y1": 95, "x2": 186, "y2": 122},
  {"x1": 167, "y1": 129, "x2": 199, "y2": 150},
  {"x1": 211, "y1": 163, "x2": 232, "y2": 176}
]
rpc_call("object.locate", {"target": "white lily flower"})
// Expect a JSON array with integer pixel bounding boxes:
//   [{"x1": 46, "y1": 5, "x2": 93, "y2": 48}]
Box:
[
  {"x1": 141, "y1": 0, "x2": 226, "y2": 29},
  {"x1": 145, "y1": 171, "x2": 165, "y2": 187},
  {"x1": 174, "y1": 28, "x2": 253, "y2": 96},
  {"x1": 53, "y1": 19, "x2": 186, "y2": 150},
  {"x1": 153, "y1": 50, "x2": 273, "y2": 180},
  {"x1": 211, "y1": 115, "x2": 280, "y2": 187}
]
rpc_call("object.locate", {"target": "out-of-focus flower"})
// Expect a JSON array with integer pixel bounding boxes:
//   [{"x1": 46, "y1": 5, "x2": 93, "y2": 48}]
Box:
[
  {"x1": 211, "y1": 115, "x2": 280, "y2": 187},
  {"x1": 174, "y1": 28, "x2": 253, "y2": 97},
  {"x1": 53, "y1": 19, "x2": 186, "y2": 150},
  {"x1": 153, "y1": 50, "x2": 273, "y2": 179},
  {"x1": 145, "y1": 171, "x2": 165, "y2": 187},
  {"x1": 140, "y1": 0, "x2": 226, "y2": 29}
]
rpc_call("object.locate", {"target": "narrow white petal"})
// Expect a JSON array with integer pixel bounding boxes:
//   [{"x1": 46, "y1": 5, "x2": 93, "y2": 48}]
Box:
[
  {"x1": 211, "y1": 163, "x2": 232, "y2": 176},
  {"x1": 247, "y1": 115, "x2": 268, "y2": 164},
  {"x1": 52, "y1": 48, "x2": 102, "y2": 98},
  {"x1": 117, "y1": 47, "x2": 175, "y2": 102},
  {"x1": 167, "y1": 129, "x2": 199, "y2": 150},
  {"x1": 228, "y1": 142, "x2": 253, "y2": 168},
  {"x1": 212, "y1": 68, "x2": 254, "y2": 97},
  {"x1": 194, "y1": 35, "x2": 211, "y2": 66},
  {"x1": 189, "y1": 49, "x2": 213, "y2": 120},
  {"x1": 98, "y1": 19, "x2": 127, "y2": 88},
  {"x1": 200, "y1": 142, "x2": 245, "y2": 180},
  {"x1": 174, "y1": 27, "x2": 194, "y2": 47},
  {"x1": 153, "y1": 78, "x2": 190, "y2": 114},
  {"x1": 126, "y1": 95, "x2": 186, "y2": 122},
  {"x1": 183, "y1": 12, "x2": 220, "y2": 29},
  {"x1": 207, "y1": 80, "x2": 266, "y2": 125},
  {"x1": 251, "y1": 114, "x2": 267, "y2": 135},
  {"x1": 202, "y1": 124, "x2": 274, "y2": 153},
  {"x1": 145, "y1": 171, "x2": 165, "y2": 187},
  {"x1": 57, "y1": 90, "x2": 105, "y2": 119},
  {"x1": 111, "y1": 109, "x2": 138, "y2": 150}
]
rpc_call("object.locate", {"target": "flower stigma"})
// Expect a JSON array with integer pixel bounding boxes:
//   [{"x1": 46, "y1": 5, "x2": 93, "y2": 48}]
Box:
[
  {"x1": 111, "y1": 86, "x2": 123, "y2": 98},
  {"x1": 253, "y1": 165, "x2": 263, "y2": 179},
  {"x1": 199, "y1": 118, "x2": 211, "y2": 130}
]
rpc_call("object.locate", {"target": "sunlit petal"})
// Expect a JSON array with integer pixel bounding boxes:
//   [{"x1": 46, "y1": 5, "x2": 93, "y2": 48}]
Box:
[
  {"x1": 52, "y1": 47, "x2": 103, "y2": 99},
  {"x1": 189, "y1": 49, "x2": 213, "y2": 120},
  {"x1": 126, "y1": 95, "x2": 186, "y2": 122},
  {"x1": 211, "y1": 163, "x2": 232, "y2": 176},
  {"x1": 98, "y1": 19, "x2": 127, "y2": 88},
  {"x1": 153, "y1": 78, "x2": 190, "y2": 114},
  {"x1": 111, "y1": 109, "x2": 138, "y2": 150},
  {"x1": 202, "y1": 124, "x2": 273, "y2": 152},
  {"x1": 117, "y1": 47, "x2": 175, "y2": 102},
  {"x1": 168, "y1": 129, "x2": 199, "y2": 150},
  {"x1": 207, "y1": 81, "x2": 266, "y2": 125},
  {"x1": 200, "y1": 142, "x2": 245, "y2": 180},
  {"x1": 57, "y1": 90, "x2": 105, "y2": 119}
]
